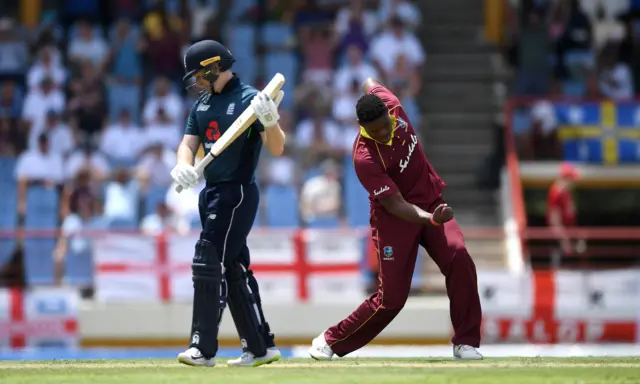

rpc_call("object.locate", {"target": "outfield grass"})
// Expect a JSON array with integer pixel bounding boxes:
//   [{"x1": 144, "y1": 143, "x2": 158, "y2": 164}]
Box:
[{"x1": 1, "y1": 357, "x2": 639, "y2": 383}]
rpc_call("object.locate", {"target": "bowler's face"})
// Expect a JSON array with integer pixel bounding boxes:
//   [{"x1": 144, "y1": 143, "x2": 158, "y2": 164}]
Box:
[{"x1": 360, "y1": 114, "x2": 393, "y2": 143}]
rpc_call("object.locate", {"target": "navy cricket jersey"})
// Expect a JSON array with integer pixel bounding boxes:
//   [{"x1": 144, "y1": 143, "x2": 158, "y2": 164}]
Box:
[{"x1": 185, "y1": 75, "x2": 265, "y2": 184}]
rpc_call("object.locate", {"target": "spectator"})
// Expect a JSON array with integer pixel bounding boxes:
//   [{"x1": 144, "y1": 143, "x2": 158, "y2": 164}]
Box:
[
  {"x1": 21, "y1": 77, "x2": 65, "y2": 133},
  {"x1": 141, "y1": 202, "x2": 181, "y2": 235},
  {"x1": 15, "y1": 133, "x2": 65, "y2": 216},
  {"x1": 529, "y1": 98, "x2": 562, "y2": 160},
  {"x1": 60, "y1": 168, "x2": 97, "y2": 221},
  {"x1": 0, "y1": 80, "x2": 23, "y2": 120},
  {"x1": 514, "y1": 6, "x2": 551, "y2": 95},
  {"x1": 67, "y1": 20, "x2": 109, "y2": 71},
  {"x1": 546, "y1": 162, "x2": 584, "y2": 259},
  {"x1": 186, "y1": 0, "x2": 219, "y2": 42},
  {"x1": 332, "y1": 78, "x2": 361, "y2": 145},
  {"x1": 107, "y1": 18, "x2": 143, "y2": 85},
  {"x1": 369, "y1": 16, "x2": 425, "y2": 84},
  {"x1": 0, "y1": 116, "x2": 17, "y2": 155},
  {"x1": 100, "y1": 109, "x2": 142, "y2": 165},
  {"x1": 67, "y1": 61, "x2": 108, "y2": 143},
  {"x1": 28, "y1": 110, "x2": 74, "y2": 157},
  {"x1": 299, "y1": 159, "x2": 342, "y2": 225},
  {"x1": 103, "y1": 168, "x2": 138, "y2": 222},
  {"x1": 143, "y1": 76, "x2": 183, "y2": 126},
  {"x1": 333, "y1": 44, "x2": 379, "y2": 94},
  {"x1": 335, "y1": 0, "x2": 379, "y2": 55},
  {"x1": 598, "y1": 41, "x2": 634, "y2": 100},
  {"x1": 54, "y1": 172, "x2": 102, "y2": 285},
  {"x1": 143, "y1": 107, "x2": 180, "y2": 150},
  {"x1": 0, "y1": 17, "x2": 28, "y2": 84},
  {"x1": 388, "y1": 53, "x2": 420, "y2": 99},
  {"x1": 295, "y1": 107, "x2": 344, "y2": 167},
  {"x1": 136, "y1": 141, "x2": 176, "y2": 189},
  {"x1": 141, "y1": 9, "x2": 183, "y2": 82},
  {"x1": 618, "y1": 10, "x2": 640, "y2": 94},
  {"x1": 300, "y1": 23, "x2": 337, "y2": 86},
  {"x1": 27, "y1": 46, "x2": 67, "y2": 91},
  {"x1": 65, "y1": 144, "x2": 111, "y2": 182},
  {"x1": 379, "y1": 0, "x2": 422, "y2": 31}
]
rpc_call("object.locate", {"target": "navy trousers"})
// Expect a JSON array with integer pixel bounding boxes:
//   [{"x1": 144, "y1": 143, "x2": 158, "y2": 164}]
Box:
[{"x1": 198, "y1": 182, "x2": 259, "y2": 267}]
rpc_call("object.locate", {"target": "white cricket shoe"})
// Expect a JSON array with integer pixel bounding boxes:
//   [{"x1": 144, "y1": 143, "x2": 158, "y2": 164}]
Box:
[
  {"x1": 227, "y1": 347, "x2": 281, "y2": 367},
  {"x1": 308, "y1": 332, "x2": 334, "y2": 361},
  {"x1": 177, "y1": 347, "x2": 216, "y2": 367},
  {"x1": 453, "y1": 345, "x2": 483, "y2": 360}
]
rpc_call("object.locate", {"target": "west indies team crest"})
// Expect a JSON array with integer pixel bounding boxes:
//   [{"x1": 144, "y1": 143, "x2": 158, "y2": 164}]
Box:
[
  {"x1": 383, "y1": 246, "x2": 394, "y2": 261},
  {"x1": 396, "y1": 116, "x2": 408, "y2": 131}
]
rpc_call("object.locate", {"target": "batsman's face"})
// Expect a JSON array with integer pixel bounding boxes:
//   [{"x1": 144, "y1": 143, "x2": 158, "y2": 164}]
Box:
[{"x1": 361, "y1": 114, "x2": 393, "y2": 143}]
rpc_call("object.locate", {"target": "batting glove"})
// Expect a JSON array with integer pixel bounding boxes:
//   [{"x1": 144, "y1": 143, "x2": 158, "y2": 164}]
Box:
[
  {"x1": 170, "y1": 163, "x2": 199, "y2": 190},
  {"x1": 251, "y1": 91, "x2": 281, "y2": 129}
]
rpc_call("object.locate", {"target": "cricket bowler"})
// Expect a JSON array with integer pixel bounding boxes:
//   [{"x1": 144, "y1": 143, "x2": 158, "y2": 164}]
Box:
[
  {"x1": 170, "y1": 40, "x2": 285, "y2": 367},
  {"x1": 308, "y1": 78, "x2": 483, "y2": 360}
]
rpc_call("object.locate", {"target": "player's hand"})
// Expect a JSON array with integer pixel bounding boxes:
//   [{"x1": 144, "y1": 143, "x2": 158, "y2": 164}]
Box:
[
  {"x1": 170, "y1": 163, "x2": 199, "y2": 190},
  {"x1": 431, "y1": 204, "x2": 454, "y2": 226},
  {"x1": 251, "y1": 91, "x2": 280, "y2": 128}
]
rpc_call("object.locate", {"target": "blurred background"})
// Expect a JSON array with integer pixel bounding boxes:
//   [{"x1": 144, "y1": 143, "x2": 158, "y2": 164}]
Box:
[{"x1": 0, "y1": 0, "x2": 638, "y2": 359}]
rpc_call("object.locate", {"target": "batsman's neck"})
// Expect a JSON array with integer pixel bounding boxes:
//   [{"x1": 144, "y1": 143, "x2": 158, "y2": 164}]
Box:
[{"x1": 213, "y1": 71, "x2": 234, "y2": 93}]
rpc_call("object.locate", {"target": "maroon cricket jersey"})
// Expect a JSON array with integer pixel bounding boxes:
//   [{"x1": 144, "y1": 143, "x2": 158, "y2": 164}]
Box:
[{"x1": 353, "y1": 84, "x2": 445, "y2": 210}]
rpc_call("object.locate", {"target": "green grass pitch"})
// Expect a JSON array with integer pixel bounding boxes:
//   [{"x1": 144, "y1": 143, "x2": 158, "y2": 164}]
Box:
[{"x1": 1, "y1": 357, "x2": 639, "y2": 383}]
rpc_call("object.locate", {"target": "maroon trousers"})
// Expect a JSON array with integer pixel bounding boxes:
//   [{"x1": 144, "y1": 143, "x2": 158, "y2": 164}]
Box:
[{"x1": 324, "y1": 199, "x2": 482, "y2": 357}]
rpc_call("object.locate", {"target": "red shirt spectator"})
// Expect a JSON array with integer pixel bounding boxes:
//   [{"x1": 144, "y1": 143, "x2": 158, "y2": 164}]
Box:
[
  {"x1": 546, "y1": 163, "x2": 578, "y2": 226},
  {"x1": 546, "y1": 162, "x2": 580, "y2": 255}
]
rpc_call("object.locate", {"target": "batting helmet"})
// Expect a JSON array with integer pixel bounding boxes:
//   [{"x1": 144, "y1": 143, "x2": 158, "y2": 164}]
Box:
[{"x1": 183, "y1": 40, "x2": 235, "y2": 95}]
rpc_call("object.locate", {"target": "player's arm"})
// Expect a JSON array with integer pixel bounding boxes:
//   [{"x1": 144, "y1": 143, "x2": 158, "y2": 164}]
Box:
[
  {"x1": 361, "y1": 78, "x2": 385, "y2": 94},
  {"x1": 379, "y1": 193, "x2": 451, "y2": 227},
  {"x1": 355, "y1": 155, "x2": 451, "y2": 226},
  {"x1": 177, "y1": 135, "x2": 201, "y2": 165},
  {"x1": 252, "y1": 91, "x2": 285, "y2": 156},
  {"x1": 171, "y1": 106, "x2": 201, "y2": 190},
  {"x1": 177, "y1": 104, "x2": 202, "y2": 166},
  {"x1": 361, "y1": 78, "x2": 401, "y2": 109},
  {"x1": 259, "y1": 123, "x2": 285, "y2": 157}
]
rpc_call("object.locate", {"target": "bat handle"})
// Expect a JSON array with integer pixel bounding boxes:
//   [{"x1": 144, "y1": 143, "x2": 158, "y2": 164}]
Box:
[{"x1": 175, "y1": 184, "x2": 184, "y2": 193}]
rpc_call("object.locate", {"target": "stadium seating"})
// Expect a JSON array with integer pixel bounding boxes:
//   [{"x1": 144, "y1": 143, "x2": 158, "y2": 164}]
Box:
[
  {"x1": 260, "y1": 22, "x2": 293, "y2": 48},
  {"x1": 264, "y1": 184, "x2": 298, "y2": 227},
  {"x1": 24, "y1": 187, "x2": 59, "y2": 229},
  {"x1": 265, "y1": 52, "x2": 298, "y2": 109},
  {"x1": 23, "y1": 238, "x2": 57, "y2": 286},
  {"x1": 144, "y1": 186, "x2": 169, "y2": 217},
  {"x1": 64, "y1": 246, "x2": 94, "y2": 286},
  {"x1": 107, "y1": 83, "x2": 141, "y2": 122},
  {"x1": 343, "y1": 157, "x2": 370, "y2": 227}
]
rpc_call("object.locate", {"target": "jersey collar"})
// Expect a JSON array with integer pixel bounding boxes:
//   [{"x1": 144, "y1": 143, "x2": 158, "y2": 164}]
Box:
[
  {"x1": 359, "y1": 115, "x2": 397, "y2": 146},
  {"x1": 218, "y1": 73, "x2": 240, "y2": 94}
]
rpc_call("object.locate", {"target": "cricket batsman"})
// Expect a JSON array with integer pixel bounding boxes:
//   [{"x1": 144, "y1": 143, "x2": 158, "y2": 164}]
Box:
[
  {"x1": 170, "y1": 40, "x2": 285, "y2": 367},
  {"x1": 308, "y1": 78, "x2": 483, "y2": 360}
]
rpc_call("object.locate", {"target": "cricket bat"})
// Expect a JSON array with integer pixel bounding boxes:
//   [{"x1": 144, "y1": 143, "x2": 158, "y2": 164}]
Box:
[{"x1": 175, "y1": 73, "x2": 286, "y2": 193}]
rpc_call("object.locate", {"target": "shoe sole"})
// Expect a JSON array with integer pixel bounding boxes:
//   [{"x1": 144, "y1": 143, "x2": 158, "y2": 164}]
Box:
[
  {"x1": 226, "y1": 353, "x2": 282, "y2": 367},
  {"x1": 308, "y1": 349, "x2": 332, "y2": 361},
  {"x1": 178, "y1": 356, "x2": 215, "y2": 367},
  {"x1": 453, "y1": 356, "x2": 483, "y2": 360}
]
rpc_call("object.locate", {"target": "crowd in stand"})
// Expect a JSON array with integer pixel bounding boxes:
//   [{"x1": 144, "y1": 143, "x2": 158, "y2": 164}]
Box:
[
  {"x1": 0, "y1": 0, "x2": 424, "y2": 286},
  {"x1": 504, "y1": 0, "x2": 640, "y2": 160}
]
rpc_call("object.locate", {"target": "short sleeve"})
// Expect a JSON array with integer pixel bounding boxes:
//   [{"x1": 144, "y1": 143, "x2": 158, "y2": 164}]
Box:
[
  {"x1": 62, "y1": 215, "x2": 82, "y2": 236},
  {"x1": 185, "y1": 103, "x2": 199, "y2": 135},
  {"x1": 354, "y1": 152, "x2": 399, "y2": 200},
  {"x1": 242, "y1": 88, "x2": 265, "y2": 133},
  {"x1": 368, "y1": 83, "x2": 401, "y2": 111}
]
